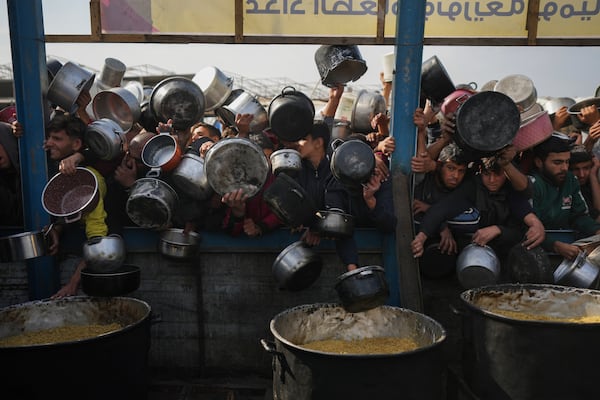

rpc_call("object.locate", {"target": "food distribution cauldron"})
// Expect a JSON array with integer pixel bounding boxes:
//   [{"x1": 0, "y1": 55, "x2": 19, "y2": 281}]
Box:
[
  {"x1": 0, "y1": 296, "x2": 151, "y2": 400},
  {"x1": 460, "y1": 284, "x2": 600, "y2": 400},
  {"x1": 262, "y1": 303, "x2": 446, "y2": 400}
]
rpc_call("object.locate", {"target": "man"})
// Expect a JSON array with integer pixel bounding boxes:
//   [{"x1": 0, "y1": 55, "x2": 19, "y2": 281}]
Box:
[
  {"x1": 569, "y1": 145, "x2": 600, "y2": 221},
  {"x1": 529, "y1": 133, "x2": 600, "y2": 261},
  {"x1": 412, "y1": 156, "x2": 545, "y2": 283},
  {"x1": 44, "y1": 112, "x2": 109, "y2": 298},
  {"x1": 0, "y1": 121, "x2": 22, "y2": 226}
]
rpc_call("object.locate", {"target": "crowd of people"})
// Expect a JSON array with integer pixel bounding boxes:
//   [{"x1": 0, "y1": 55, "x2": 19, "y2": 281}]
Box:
[{"x1": 2, "y1": 55, "x2": 600, "y2": 297}]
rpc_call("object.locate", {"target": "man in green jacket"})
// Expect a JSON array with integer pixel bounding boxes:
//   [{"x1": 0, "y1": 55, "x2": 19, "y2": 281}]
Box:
[{"x1": 529, "y1": 133, "x2": 600, "y2": 261}]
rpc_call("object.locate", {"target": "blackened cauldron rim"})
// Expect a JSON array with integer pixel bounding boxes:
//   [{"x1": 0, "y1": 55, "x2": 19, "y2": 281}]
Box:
[
  {"x1": 269, "y1": 302, "x2": 447, "y2": 359},
  {"x1": 460, "y1": 283, "x2": 600, "y2": 327},
  {"x1": 0, "y1": 296, "x2": 152, "y2": 349}
]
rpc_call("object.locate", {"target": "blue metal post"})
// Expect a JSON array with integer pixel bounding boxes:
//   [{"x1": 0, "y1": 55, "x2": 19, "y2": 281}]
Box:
[
  {"x1": 7, "y1": 0, "x2": 57, "y2": 299},
  {"x1": 384, "y1": 0, "x2": 426, "y2": 311}
]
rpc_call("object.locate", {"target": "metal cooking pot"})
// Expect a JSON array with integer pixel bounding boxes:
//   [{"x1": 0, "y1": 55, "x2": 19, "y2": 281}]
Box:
[
  {"x1": 123, "y1": 80, "x2": 145, "y2": 103},
  {"x1": 214, "y1": 90, "x2": 268, "y2": 133},
  {"x1": 264, "y1": 173, "x2": 316, "y2": 228},
  {"x1": 350, "y1": 90, "x2": 387, "y2": 133},
  {"x1": 0, "y1": 226, "x2": 52, "y2": 262},
  {"x1": 543, "y1": 96, "x2": 575, "y2": 115},
  {"x1": 554, "y1": 251, "x2": 600, "y2": 289},
  {"x1": 0, "y1": 296, "x2": 151, "y2": 398},
  {"x1": 170, "y1": 150, "x2": 213, "y2": 201},
  {"x1": 493, "y1": 74, "x2": 538, "y2": 112},
  {"x1": 420, "y1": 55, "x2": 455, "y2": 106},
  {"x1": 454, "y1": 91, "x2": 520, "y2": 158},
  {"x1": 126, "y1": 177, "x2": 179, "y2": 229},
  {"x1": 81, "y1": 264, "x2": 141, "y2": 297},
  {"x1": 269, "y1": 148, "x2": 302, "y2": 176},
  {"x1": 460, "y1": 284, "x2": 600, "y2": 400},
  {"x1": 128, "y1": 129, "x2": 156, "y2": 160},
  {"x1": 329, "y1": 138, "x2": 375, "y2": 188},
  {"x1": 268, "y1": 86, "x2": 315, "y2": 141},
  {"x1": 139, "y1": 100, "x2": 159, "y2": 133},
  {"x1": 314, "y1": 45, "x2": 368, "y2": 87},
  {"x1": 42, "y1": 167, "x2": 99, "y2": 223},
  {"x1": 441, "y1": 88, "x2": 476, "y2": 116},
  {"x1": 97, "y1": 57, "x2": 126, "y2": 87},
  {"x1": 567, "y1": 96, "x2": 600, "y2": 115},
  {"x1": 85, "y1": 118, "x2": 126, "y2": 161},
  {"x1": 192, "y1": 66, "x2": 233, "y2": 112},
  {"x1": 456, "y1": 243, "x2": 500, "y2": 289},
  {"x1": 204, "y1": 137, "x2": 269, "y2": 198},
  {"x1": 150, "y1": 76, "x2": 205, "y2": 130},
  {"x1": 314, "y1": 209, "x2": 355, "y2": 238},
  {"x1": 141, "y1": 133, "x2": 182, "y2": 176},
  {"x1": 335, "y1": 265, "x2": 389, "y2": 313},
  {"x1": 92, "y1": 87, "x2": 141, "y2": 133},
  {"x1": 82, "y1": 234, "x2": 127, "y2": 273},
  {"x1": 158, "y1": 228, "x2": 201, "y2": 260},
  {"x1": 272, "y1": 241, "x2": 323, "y2": 291},
  {"x1": 512, "y1": 110, "x2": 553, "y2": 152},
  {"x1": 47, "y1": 61, "x2": 96, "y2": 114},
  {"x1": 263, "y1": 303, "x2": 446, "y2": 400}
]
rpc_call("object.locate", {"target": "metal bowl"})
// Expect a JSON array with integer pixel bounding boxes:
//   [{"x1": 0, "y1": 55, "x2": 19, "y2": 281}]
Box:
[
  {"x1": 335, "y1": 266, "x2": 389, "y2": 313},
  {"x1": 567, "y1": 97, "x2": 600, "y2": 115},
  {"x1": 158, "y1": 228, "x2": 201, "y2": 260},
  {"x1": 456, "y1": 244, "x2": 500, "y2": 290},
  {"x1": 83, "y1": 234, "x2": 127, "y2": 273}
]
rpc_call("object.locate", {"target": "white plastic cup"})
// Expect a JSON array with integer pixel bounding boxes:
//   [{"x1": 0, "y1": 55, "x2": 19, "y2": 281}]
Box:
[{"x1": 382, "y1": 52, "x2": 395, "y2": 82}]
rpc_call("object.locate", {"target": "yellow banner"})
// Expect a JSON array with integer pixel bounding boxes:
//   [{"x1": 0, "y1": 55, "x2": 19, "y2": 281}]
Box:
[{"x1": 100, "y1": 0, "x2": 600, "y2": 38}]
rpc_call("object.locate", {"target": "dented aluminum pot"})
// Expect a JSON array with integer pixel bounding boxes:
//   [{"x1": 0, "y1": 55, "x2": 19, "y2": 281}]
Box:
[
  {"x1": 85, "y1": 118, "x2": 127, "y2": 161},
  {"x1": 192, "y1": 66, "x2": 233, "y2": 112},
  {"x1": 272, "y1": 241, "x2": 323, "y2": 291},
  {"x1": 170, "y1": 150, "x2": 213, "y2": 201},
  {"x1": 204, "y1": 137, "x2": 269, "y2": 198},
  {"x1": 269, "y1": 148, "x2": 302, "y2": 176},
  {"x1": 215, "y1": 90, "x2": 268, "y2": 133},
  {"x1": 92, "y1": 87, "x2": 141, "y2": 133},
  {"x1": 350, "y1": 90, "x2": 387, "y2": 133},
  {"x1": 47, "y1": 61, "x2": 95, "y2": 114},
  {"x1": 126, "y1": 177, "x2": 179, "y2": 229},
  {"x1": 314, "y1": 45, "x2": 368, "y2": 87}
]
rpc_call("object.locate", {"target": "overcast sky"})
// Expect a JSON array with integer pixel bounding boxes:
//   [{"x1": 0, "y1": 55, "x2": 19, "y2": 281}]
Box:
[{"x1": 0, "y1": 1, "x2": 598, "y2": 99}]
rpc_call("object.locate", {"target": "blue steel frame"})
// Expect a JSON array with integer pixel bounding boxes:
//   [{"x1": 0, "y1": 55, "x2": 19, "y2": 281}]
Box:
[{"x1": 5, "y1": 0, "x2": 426, "y2": 305}]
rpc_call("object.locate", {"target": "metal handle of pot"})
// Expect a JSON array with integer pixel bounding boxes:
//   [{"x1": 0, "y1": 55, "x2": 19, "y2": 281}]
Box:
[
  {"x1": 63, "y1": 211, "x2": 82, "y2": 224},
  {"x1": 260, "y1": 339, "x2": 293, "y2": 384},
  {"x1": 290, "y1": 188, "x2": 305, "y2": 200},
  {"x1": 87, "y1": 236, "x2": 103, "y2": 246},
  {"x1": 330, "y1": 138, "x2": 344, "y2": 151},
  {"x1": 281, "y1": 86, "x2": 297, "y2": 96},
  {"x1": 146, "y1": 167, "x2": 161, "y2": 178}
]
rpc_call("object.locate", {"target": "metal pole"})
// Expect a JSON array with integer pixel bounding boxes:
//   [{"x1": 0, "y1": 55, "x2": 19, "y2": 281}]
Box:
[
  {"x1": 7, "y1": 0, "x2": 57, "y2": 299},
  {"x1": 386, "y1": 0, "x2": 426, "y2": 311}
]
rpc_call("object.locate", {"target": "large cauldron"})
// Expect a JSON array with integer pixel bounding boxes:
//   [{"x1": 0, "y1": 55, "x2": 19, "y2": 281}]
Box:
[
  {"x1": 262, "y1": 303, "x2": 446, "y2": 400},
  {"x1": 460, "y1": 284, "x2": 600, "y2": 400},
  {"x1": 0, "y1": 296, "x2": 151, "y2": 400}
]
